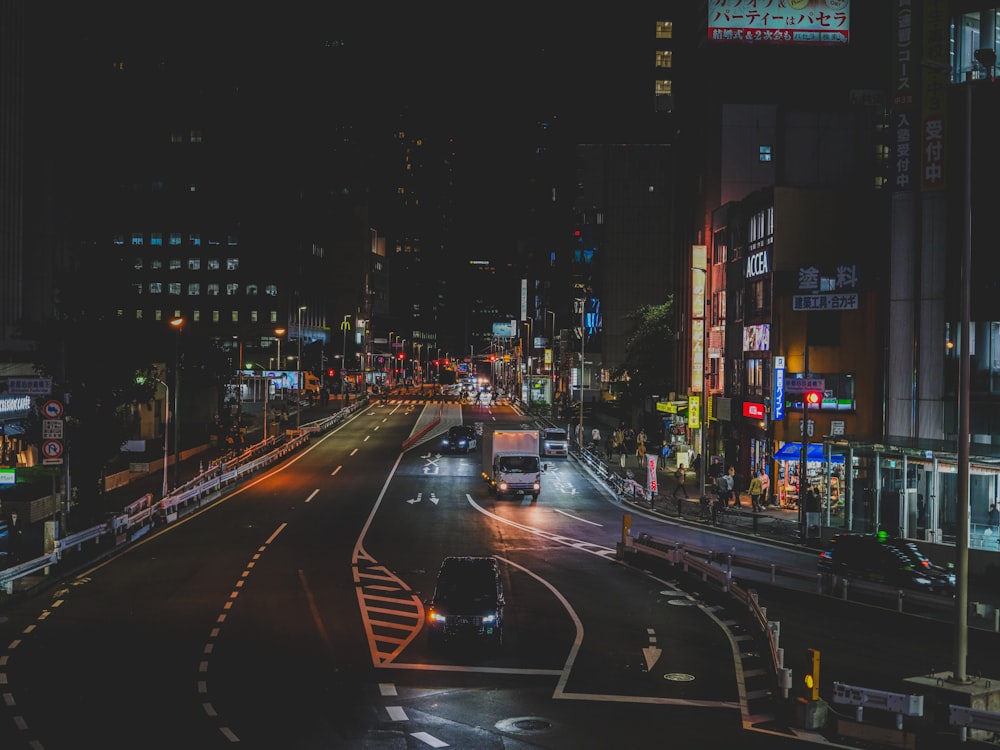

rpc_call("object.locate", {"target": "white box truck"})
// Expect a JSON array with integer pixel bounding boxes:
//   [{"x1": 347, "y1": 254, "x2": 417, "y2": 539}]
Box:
[{"x1": 482, "y1": 429, "x2": 542, "y2": 501}]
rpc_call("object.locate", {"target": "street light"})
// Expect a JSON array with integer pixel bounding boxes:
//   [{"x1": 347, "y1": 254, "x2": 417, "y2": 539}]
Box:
[
  {"x1": 341, "y1": 315, "x2": 351, "y2": 395},
  {"x1": 274, "y1": 327, "x2": 286, "y2": 371},
  {"x1": 169, "y1": 316, "x2": 184, "y2": 488},
  {"x1": 296, "y1": 305, "x2": 306, "y2": 430},
  {"x1": 137, "y1": 373, "x2": 170, "y2": 497}
]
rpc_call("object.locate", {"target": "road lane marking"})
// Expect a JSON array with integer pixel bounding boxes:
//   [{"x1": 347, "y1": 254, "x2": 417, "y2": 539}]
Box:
[
  {"x1": 350, "y1": 448, "x2": 359, "y2": 456},
  {"x1": 331, "y1": 465, "x2": 342, "y2": 475},
  {"x1": 552, "y1": 508, "x2": 602, "y2": 526},
  {"x1": 386, "y1": 706, "x2": 408, "y2": 721},
  {"x1": 305, "y1": 488, "x2": 319, "y2": 503}
]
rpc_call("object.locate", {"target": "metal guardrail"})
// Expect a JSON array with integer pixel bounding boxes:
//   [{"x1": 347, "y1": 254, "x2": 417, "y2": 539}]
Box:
[{"x1": 0, "y1": 399, "x2": 368, "y2": 597}]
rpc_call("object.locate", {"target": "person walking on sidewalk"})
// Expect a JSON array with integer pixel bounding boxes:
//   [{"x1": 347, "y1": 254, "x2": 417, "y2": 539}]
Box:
[
  {"x1": 759, "y1": 470, "x2": 771, "y2": 507},
  {"x1": 659, "y1": 440, "x2": 671, "y2": 470},
  {"x1": 636, "y1": 439, "x2": 647, "y2": 467},
  {"x1": 672, "y1": 464, "x2": 689, "y2": 498},
  {"x1": 749, "y1": 472, "x2": 764, "y2": 512}
]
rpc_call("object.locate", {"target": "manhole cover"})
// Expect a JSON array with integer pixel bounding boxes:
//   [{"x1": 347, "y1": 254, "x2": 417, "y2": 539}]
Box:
[
  {"x1": 495, "y1": 716, "x2": 556, "y2": 735},
  {"x1": 667, "y1": 598, "x2": 695, "y2": 606},
  {"x1": 664, "y1": 673, "x2": 696, "y2": 682}
]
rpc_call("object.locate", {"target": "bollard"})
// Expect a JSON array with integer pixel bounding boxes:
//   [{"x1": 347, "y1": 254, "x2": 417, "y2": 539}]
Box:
[
  {"x1": 995, "y1": 607, "x2": 999, "y2": 633},
  {"x1": 770, "y1": 563, "x2": 777, "y2": 583},
  {"x1": 897, "y1": 589, "x2": 904, "y2": 613}
]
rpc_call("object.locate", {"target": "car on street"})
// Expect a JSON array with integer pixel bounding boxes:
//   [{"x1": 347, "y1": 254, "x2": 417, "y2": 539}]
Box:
[
  {"x1": 441, "y1": 425, "x2": 478, "y2": 454},
  {"x1": 541, "y1": 428, "x2": 569, "y2": 457},
  {"x1": 817, "y1": 532, "x2": 956, "y2": 595},
  {"x1": 426, "y1": 556, "x2": 504, "y2": 649}
]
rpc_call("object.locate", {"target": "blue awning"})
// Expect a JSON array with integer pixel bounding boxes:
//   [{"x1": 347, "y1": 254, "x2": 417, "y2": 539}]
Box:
[{"x1": 774, "y1": 442, "x2": 845, "y2": 463}]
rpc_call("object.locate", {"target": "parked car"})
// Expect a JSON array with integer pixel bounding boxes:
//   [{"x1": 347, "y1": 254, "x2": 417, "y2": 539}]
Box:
[
  {"x1": 441, "y1": 425, "x2": 478, "y2": 454},
  {"x1": 541, "y1": 428, "x2": 569, "y2": 457},
  {"x1": 817, "y1": 533, "x2": 955, "y2": 595},
  {"x1": 426, "y1": 556, "x2": 504, "y2": 649}
]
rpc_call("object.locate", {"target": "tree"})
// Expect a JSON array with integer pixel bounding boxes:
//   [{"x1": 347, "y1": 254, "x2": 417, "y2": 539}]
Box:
[{"x1": 611, "y1": 300, "x2": 676, "y2": 403}]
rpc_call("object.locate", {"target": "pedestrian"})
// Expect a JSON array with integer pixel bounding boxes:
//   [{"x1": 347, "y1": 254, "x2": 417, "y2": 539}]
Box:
[
  {"x1": 989, "y1": 501, "x2": 1000, "y2": 529},
  {"x1": 636, "y1": 428, "x2": 647, "y2": 455},
  {"x1": 709, "y1": 456, "x2": 722, "y2": 480},
  {"x1": 691, "y1": 452, "x2": 702, "y2": 477},
  {"x1": 672, "y1": 463, "x2": 689, "y2": 498},
  {"x1": 749, "y1": 472, "x2": 763, "y2": 512},
  {"x1": 7, "y1": 510, "x2": 22, "y2": 562},
  {"x1": 636, "y1": 439, "x2": 646, "y2": 467},
  {"x1": 659, "y1": 440, "x2": 671, "y2": 470},
  {"x1": 716, "y1": 468, "x2": 733, "y2": 507},
  {"x1": 591, "y1": 426, "x2": 602, "y2": 450},
  {"x1": 759, "y1": 470, "x2": 771, "y2": 507}
]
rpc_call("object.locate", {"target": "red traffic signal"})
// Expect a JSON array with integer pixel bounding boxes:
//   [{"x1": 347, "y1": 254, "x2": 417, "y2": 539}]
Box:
[{"x1": 804, "y1": 390, "x2": 822, "y2": 408}]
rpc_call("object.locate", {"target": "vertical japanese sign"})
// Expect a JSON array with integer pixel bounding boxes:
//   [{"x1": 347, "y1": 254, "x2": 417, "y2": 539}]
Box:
[
  {"x1": 647, "y1": 455, "x2": 659, "y2": 496},
  {"x1": 691, "y1": 244, "x2": 707, "y2": 391},
  {"x1": 773, "y1": 356, "x2": 786, "y2": 421},
  {"x1": 891, "y1": 0, "x2": 916, "y2": 192},
  {"x1": 921, "y1": 0, "x2": 948, "y2": 191},
  {"x1": 688, "y1": 395, "x2": 701, "y2": 430}
]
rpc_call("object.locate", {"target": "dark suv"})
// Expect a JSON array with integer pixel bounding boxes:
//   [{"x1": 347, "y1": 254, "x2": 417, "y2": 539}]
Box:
[
  {"x1": 817, "y1": 533, "x2": 955, "y2": 595},
  {"x1": 426, "y1": 556, "x2": 504, "y2": 648}
]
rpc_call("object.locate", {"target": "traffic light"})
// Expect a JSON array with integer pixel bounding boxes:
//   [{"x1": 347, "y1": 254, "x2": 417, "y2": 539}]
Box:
[
  {"x1": 804, "y1": 390, "x2": 821, "y2": 409},
  {"x1": 803, "y1": 648, "x2": 821, "y2": 701},
  {"x1": 327, "y1": 368, "x2": 336, "y2": 378}
]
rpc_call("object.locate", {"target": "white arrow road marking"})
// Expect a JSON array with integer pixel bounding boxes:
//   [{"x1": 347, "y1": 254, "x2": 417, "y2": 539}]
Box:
[
  {"x1": 643, "y1": 627, "x2": 662, "y2": 671},
  {"x1": 421, "y1": 465, "x2": 439, "y2": 474},
  {"x1": 408, "y1": 493, "x2": 422, "y2": 505},
  {"x1": 429, "y1": 492, "x2": 439, "y2": 505}
]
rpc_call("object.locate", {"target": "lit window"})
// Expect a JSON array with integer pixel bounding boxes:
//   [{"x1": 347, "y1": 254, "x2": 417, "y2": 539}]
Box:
[
  {"x1": 250, "y1": 310, "x2": 259, "y2": 323},
  {"x1": 226, "y1": 283, "x2": 239, "y2": 295},
  {"x1": 188, "y1": 258, "x2": 200, "y2": 270},
  {"x1": 655, "y1": 79, "x2": 672, "y2": 95},
  {"x1": 150, "y1": 259, "x2": 162, "y2": 270},
  {"x1": 149, "y1": 282, "x2": 162, "y2": 294},
  {"x1": 168, "y1": 283, "x2": 181, "y2": 295},
  {"x1": 246, "y1": 284, "x2": 258, "y2": 296},
  {"x1": 226, "y1": 258, "x2": 239, "y2": 270},
  {"x1": 190, "y1": 129, "x2": 202, "y2": 143},
  {"x1": 269, "y1": 310, "x2": 277, "y2": 323},
  {"x1": 656, "y1": 20, "x2": 673, "y2": 39},
  {"x1": 655, "y1": 50, "x2": 673, "y2": 68},
  {"x1": 169, "y1": 259, "x2": 181, "y2": 270},
  {"x1": 759, "y1": 145, "x2": 773, "y2": 162},
  {"x1": 169, "y1": 233, "x2": 182, "y2": 245},
  {"x1": 227, "y1": 235, "x2": 238, "y2": 246},
  {"x1": 133, "y1": 258, "x2": 143, "y2": 270},
  {"x1": 170, "y1": 132, "x2": 183, "y2": 143},
  {"x1": 188, "y1": 283, "x2": 200, "y2": 295},
  {"x1": 131, "y1": 232, "x2": 144, "y2": 246},
  {"x1": 212, "y1": 310, "x2": 220, "y2": 322},
  {"x1": 231, "y1": 310, "x2": 239, "y2": 322},
  {"x1": 193, "y1": 310, "x2": 201, "y2": 322},
  {"x1": 114, "y1": 233, "x2": 125, "y2": 245},
  {"x1": 207, "y1": 284, "x2": 220, "y2": 296},
  {"x1": 208, "y1": 258, "x2": 220, "y2": 270},
  {"x1": 189, "y1": 233, "x2": 201, "y2": 246},
  {"x1": 135, "y1": 309, "x2": 143, "y2": 319},
  {"x1": 132, "y1": 283, "x2": 142, "y2": 294},
  {"x1": 151, "y1": 232, "x2": 163, "y2": 246},
  {"x1": 265, "y1": 284, "x2": 278, "y2": 296},
  {"x1": 155, "y1": 309, "x2": 162, "y2": 321}
]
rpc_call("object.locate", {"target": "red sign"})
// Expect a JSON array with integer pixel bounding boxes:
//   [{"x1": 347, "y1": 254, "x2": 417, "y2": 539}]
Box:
[{"x1": 743, "y1": 401, "x2": 765, "y2": 419}]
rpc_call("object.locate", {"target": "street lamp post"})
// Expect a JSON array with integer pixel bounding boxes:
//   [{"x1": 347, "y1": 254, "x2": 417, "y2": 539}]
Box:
[
  {"x1": 341, "y1": 315, "x2": 351, "y2": 395},
  {"x1": 296, "y1": 305, "x2": 306, "y2": 430},
  {"x1": 170, "y1": 317, "x2": 184, "y2": 488}
]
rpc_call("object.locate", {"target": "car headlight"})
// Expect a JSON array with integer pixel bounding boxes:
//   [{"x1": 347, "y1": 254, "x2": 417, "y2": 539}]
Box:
[
  {"x1": 428, "y1": 611, "x2": 446, "y2": 623},
  {"x1": 482, "y1": 614, "x2": 496, "y2": 624},
  {"x1": 533, "y1": 481, "x2": 541, "y2": 491},
  {"x1": 499, "y1": 482, "x2": 508, "y2": 491}
]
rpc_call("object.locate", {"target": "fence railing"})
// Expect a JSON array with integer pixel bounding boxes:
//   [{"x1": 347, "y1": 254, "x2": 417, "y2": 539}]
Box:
[{"x1": 0, "y1": 398, "x2": 367, "y2": 597}]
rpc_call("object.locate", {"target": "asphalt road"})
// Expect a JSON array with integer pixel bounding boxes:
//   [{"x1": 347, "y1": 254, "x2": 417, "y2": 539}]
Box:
[{"x1": 0, "y1": 394, "x2": 994, "y2": 749}]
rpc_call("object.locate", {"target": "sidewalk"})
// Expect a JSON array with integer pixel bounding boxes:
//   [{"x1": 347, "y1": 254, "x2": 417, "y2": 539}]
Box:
[{"x1": 574, "y1": 426, "x2": 809, "y2": 548}]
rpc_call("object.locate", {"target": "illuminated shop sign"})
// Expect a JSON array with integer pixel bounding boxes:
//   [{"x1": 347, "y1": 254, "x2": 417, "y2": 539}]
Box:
[
  {"x1": 745, "y1": 250, "x2": 770, "y2": 278},
  {"x1": 773, "y1": 356, "x2": 785, "y2": 421},
  {"x1": 708, "y1": 0, "x2": 850, "y2": 46},
  {"x1": 743, "y1": 401, "x2": 765, "y2": 419},
  {"x1": 743, "y1": 324, "x2": 770, "y2": 352}
]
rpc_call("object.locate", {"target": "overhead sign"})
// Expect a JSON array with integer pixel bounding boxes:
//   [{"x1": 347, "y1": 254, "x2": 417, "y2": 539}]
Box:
[{"x1": 7, "y1": 377, "x2": 52, "y2": 395}]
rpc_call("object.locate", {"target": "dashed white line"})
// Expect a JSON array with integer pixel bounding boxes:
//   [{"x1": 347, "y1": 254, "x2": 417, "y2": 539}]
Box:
[
  {"x1": 305, "y1": 488, "x2": 319, "y2": 503},
  {"x1": 332, "y1": 465, "x2": 342, "y2": 475},
  {"x1": 386, "y1": 705, "x2": 408, "y2": 721},
  {"x1": 411, "y1": 731, "x2": 449, "y2": 747}
]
